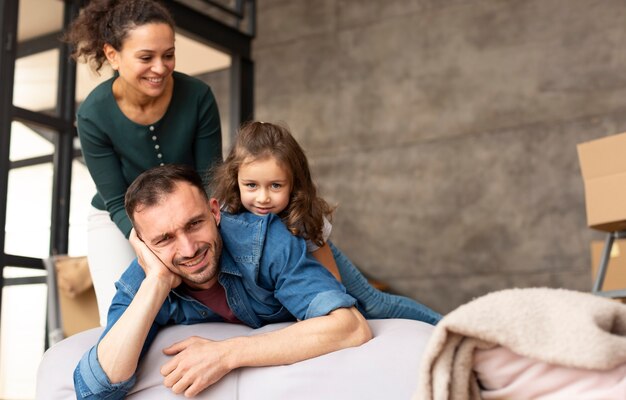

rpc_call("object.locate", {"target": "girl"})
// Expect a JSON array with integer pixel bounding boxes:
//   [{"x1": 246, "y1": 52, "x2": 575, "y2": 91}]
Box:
[
  {"x1": 65, "y1": 0, "x2": 222, "y2": 325},
  {"x1": 210, "y1": 121, "x2": 440, "y2": 324}
]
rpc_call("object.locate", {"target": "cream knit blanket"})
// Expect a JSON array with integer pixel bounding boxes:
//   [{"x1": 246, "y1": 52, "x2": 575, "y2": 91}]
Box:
[{"x1": 414, "y1": 287, "x2": 626, "y2": 400}]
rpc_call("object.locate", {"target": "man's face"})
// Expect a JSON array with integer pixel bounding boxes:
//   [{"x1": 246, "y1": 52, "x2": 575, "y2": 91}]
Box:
[{"x1": 133, "y1": 182, "x2": 222, "y2": 290}]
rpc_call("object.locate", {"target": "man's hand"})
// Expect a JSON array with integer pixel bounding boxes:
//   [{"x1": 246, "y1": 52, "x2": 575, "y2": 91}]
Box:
[
  {"x1": 129, "y1": 228, "x2": 181, "y2": 289},
  {"x1": 161, "y1": 337, "x2": 233, "y2": 397}
]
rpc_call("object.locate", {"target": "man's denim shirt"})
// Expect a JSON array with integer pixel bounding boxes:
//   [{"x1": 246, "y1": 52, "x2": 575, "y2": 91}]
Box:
[{"x1": 74, "y1": 212, "x2": 356, "y2": 399}]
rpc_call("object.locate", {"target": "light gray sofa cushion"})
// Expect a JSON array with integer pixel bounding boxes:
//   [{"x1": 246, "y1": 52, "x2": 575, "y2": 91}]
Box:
[{"x1": 37, "y1": 319, "x2": 434, "y2": 399}]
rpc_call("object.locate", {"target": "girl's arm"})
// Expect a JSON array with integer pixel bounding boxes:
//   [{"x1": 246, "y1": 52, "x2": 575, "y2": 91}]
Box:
[{"x1": 311, "y1": 242, "x2": 342, "y2": 282}]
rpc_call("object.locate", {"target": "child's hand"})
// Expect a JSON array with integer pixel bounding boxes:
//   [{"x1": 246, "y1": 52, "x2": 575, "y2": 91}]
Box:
[{"x1": 129, "y1": 228, "x2": 182, "y2": 289}]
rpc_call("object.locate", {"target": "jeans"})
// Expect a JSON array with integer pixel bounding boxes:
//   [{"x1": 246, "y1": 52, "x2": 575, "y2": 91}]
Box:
[{"x1": 329, "y1": 242, "x2": 441, "y2": 325}]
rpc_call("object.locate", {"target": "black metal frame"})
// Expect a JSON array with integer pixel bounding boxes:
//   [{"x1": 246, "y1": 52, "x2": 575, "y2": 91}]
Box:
[
  {"x1": 592, "y1": 230, "x2": 626, "y2": 298},
  {"x1": 167, "y1": 0, "x2": 255, "y2": 140},
  {"x1": 0, "y1": 0, "x2": 23, "y2": 323},
  {"x1": 0, "y1": 0, "x2": 255, "y2": 345},
  {"x1": 0, "y1": 0, "x2": 81, "y2": 349}
]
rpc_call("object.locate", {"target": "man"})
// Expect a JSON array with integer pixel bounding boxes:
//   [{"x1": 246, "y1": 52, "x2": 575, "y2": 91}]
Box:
[{"x1": 74, "y1": 164, "x2": 372, "y2": 399}]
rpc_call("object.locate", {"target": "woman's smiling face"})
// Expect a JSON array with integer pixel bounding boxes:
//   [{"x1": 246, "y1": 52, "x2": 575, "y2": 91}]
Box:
[{"x1": 105, "y1": 22, "x2": 175, "y2": 99}]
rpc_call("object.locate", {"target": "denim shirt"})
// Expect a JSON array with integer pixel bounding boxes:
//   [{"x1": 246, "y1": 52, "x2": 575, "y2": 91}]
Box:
[{"x1": 74, "y1": 212, "x2": 356, "y2": 399}]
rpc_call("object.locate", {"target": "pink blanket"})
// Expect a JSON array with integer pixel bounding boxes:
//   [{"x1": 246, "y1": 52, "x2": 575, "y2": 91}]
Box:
[
  {"x1": 475, "y1": 346, "x2": 626, "y2": 399},
  {"x1": 414, "y1": 288, "x2": 626, "y2": 400}
]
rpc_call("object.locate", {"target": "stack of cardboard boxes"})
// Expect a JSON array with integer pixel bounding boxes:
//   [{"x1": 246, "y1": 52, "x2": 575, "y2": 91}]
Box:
[{"x1": 578, "y1": 132, "x2": 626, "y2": 292}]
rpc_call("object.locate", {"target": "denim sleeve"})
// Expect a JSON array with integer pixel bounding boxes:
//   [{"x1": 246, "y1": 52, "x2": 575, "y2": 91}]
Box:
[
  {"x1": 263, "y1": 217, "x2": 357, "y2": 319},
  {"x1": 74, "y1": 345, "x2": 135, "y2": 399},
  {"x1": 73, "y1": 264, "x2": 160, "y2": 398},
  {"x1": 304, "y1": 289, "x2": 357, "y2": 319}
]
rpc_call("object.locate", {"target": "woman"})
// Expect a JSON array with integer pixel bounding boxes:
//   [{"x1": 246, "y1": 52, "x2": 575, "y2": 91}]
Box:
[{"x1": 65, "y1": 0, "x2": 222, "y2": 325}]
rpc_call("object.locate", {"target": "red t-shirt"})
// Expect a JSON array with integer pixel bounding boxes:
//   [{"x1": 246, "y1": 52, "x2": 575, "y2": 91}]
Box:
[{"x1": 183, "y1": 283, "x2": 242, "y2": 324}]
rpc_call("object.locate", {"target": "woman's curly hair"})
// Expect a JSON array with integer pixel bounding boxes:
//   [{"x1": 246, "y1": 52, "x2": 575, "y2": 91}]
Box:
[
  {"x1": 63, "y1": 0, "x2": 174, "y2": 73},
  {"x1": 209, "y1": 121, "x2": 335, "y2": 247}
]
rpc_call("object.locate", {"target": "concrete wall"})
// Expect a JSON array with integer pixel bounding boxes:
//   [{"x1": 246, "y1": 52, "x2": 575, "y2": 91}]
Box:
[
  {"x1": 197, "y1": 68, "x2": 232, "y2": 152},
  {"x1": 252, "y1": 0, "x2": 626, "y2": 314}
]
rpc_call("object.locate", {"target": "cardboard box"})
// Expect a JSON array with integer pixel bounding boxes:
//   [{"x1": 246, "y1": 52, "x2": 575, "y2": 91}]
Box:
[
  {"x1": 54, "y1": 256, "x2": 100, "y2": 337},
  {"x1": 591, "y1": 239, "x2": 626, "y2": 291},
  {"x1": 577, "y1": 132, "x2": 626, "y2": 232},
  {"x1": 58, "y1": 285, "x2": 100, "y2": 337}
]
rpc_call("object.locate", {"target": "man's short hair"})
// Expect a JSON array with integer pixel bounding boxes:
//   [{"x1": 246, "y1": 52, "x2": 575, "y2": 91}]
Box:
[{"x1": 125, "y1": 164, "x2": 208, "y2": 226}]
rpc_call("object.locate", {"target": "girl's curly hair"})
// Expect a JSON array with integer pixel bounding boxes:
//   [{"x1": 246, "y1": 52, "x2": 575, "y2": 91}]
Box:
[
  {"x1": 63, "y1": 0, "x2": 174, "y2": 73},
  {"x1": 209, "y1": 121, "x2": 335, "y2": 247}
]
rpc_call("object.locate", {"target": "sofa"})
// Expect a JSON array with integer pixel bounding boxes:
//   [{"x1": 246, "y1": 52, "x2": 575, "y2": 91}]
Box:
[{"x1": 36, "y1": 319, "x2": 434, "y2": 399}]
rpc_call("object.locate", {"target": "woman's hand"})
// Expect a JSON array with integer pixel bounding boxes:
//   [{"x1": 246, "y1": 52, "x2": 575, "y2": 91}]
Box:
[{"x1": 129, "y1": 228, "x2": 182, "y2": 289}]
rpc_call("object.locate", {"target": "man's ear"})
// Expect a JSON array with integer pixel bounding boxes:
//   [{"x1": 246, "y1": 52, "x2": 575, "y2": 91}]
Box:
[
  {"x1": 209, "y1": 198, "x2": 221, "y2": 226},
  {"x1": 103, "y1": 43, "x2": 119, "y2": 70}
]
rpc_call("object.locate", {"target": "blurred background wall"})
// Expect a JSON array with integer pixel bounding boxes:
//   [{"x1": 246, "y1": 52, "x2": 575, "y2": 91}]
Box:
[{"x1": 251, "y1": 0, "x2": 626, "y2": 313}]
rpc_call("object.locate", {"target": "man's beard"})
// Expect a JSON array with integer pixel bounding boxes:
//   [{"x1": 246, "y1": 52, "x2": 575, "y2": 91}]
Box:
[{"x1": 174, "y1": 235, "x2": 223, "y2": 287}]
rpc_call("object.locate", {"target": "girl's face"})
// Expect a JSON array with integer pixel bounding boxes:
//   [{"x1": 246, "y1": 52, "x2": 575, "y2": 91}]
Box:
[
  {"x1": 104, "y1": 22, "x2": 175, "y2": 100},
  {"x1": 237, "y1": 156, "x2": 292, "y2": 216}
]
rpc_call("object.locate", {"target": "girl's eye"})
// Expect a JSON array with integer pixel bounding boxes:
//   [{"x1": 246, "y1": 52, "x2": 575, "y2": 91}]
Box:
[
  {"x1": 271, "y1": 183, "x2": 282, "y2": 190},
  {"x1": 245, "y1": 183, "x2": 257, "y2": 189}
]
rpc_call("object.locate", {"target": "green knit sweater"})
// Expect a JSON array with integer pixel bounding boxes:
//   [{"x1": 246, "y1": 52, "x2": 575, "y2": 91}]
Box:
[{"x1": 77, "y1": 71, "x2": 222, "y2": 238}]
